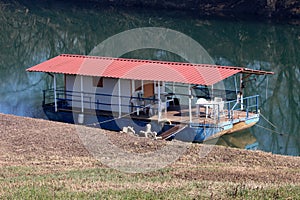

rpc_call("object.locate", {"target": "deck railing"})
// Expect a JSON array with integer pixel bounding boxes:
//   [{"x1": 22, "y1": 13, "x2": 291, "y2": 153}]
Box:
[
  {"x1": 43, "y1": 89, "x2": 160, "y2": 115},
  {"x1": 165, "y1": 83, "x2": 238, "y2": 101},
  {"x1": 43, "y1": 89, "x2": 259, "y2": 123},
  {"x1": 225, "y1": 95, "x2": 259, "y2": 119}
]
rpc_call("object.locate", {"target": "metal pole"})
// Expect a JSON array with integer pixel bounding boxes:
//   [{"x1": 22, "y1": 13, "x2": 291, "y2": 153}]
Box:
[
  {"x1": 80, "y1": 75, "x2": 84, "y2": 113},
  {"x1": 53, "y1": 74, "x2": 57, "y2": 112},
  {"x1": 227, "y1": 102, "x2": 231, "y2": 119},
  {"x1": 211, "y1": 84, "x2": 214, "y2": 100},
  {"x1": 188, "y1": 84, "x2": 192, "y2": 124},
  {"x1": 266, "y1": 76, "x2": 268, "y2": 100},
  {"x1": 118, "y1": 79, "x2": 121, "y2": 118},
  {"x1": 158, "y1": 81, "x2": 161, "y2": 121},
  {"x1": 131, "y1": 80, "x2": 135, "y2": 93},
  {"x1": 234, "y1": 75, "x2": 238, "y2": 95},
  {"x1": 172, "y1": 82, "x2": 175, "y2": 93},
  {"x1": 163, "y1": 81, "x2": 167, "y2": 115},
  {"x1": 246, "y1": 98, "x2": 249, "y2": 118},
  {"x1": 256, "y1": 95, "x2": 259, "y2": 114},
  {"x1": 240, "y1": 74, "x2": 244, "y2": 110}
]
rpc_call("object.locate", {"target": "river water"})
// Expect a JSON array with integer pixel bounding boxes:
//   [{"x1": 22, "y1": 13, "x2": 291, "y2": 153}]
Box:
[{"x1": 0, "y1": 1, "x2": 299, "y2": 155}]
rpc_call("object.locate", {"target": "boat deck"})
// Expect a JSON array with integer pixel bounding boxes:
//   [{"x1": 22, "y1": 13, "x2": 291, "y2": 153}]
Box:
[
  {"x1": 137, "y1": 105, "x2": 256, "y2": 125},
  {"x1": 46, "y1": 103, "x2": 257, "y2": 126}
]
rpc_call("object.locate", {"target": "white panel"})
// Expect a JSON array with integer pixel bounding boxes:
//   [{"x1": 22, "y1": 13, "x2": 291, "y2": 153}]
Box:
[{"x1": 66, "y1": 75, "x2": 131, "y2": 113}]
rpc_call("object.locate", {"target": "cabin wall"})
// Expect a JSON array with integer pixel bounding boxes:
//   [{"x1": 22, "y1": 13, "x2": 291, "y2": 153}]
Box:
[
  {"x1": 65, "y1": 75, "x2": 131, "y2": 113},
  {"x1": 64, "y1": 75, "x2": 179, "y2": 115}
]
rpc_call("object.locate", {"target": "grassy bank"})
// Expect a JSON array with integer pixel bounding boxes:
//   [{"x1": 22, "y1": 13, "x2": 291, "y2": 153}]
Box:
[
  {"x1": 1, "y1": 165, "x2": 300, "y2": 199},
  {"x1": 1, "y1": 113, "x2": 300, "y2": 199}
]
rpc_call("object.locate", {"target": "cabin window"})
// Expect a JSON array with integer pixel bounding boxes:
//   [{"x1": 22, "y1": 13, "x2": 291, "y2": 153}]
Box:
[
  {"x1": 93, "y1": 77, "x2": 104, "y2": 87},
  {"x1": 155, "y1": 82, "x2": 163, "y2": 87}
]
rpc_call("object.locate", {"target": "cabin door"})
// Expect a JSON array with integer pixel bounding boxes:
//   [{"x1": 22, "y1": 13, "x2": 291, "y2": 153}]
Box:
[
  {"x1": 133, "y1": 80, "x2": 154, "y2": 98},
  {"x1": 143, "y1": 81, "x2": 154, "y2": 98}
]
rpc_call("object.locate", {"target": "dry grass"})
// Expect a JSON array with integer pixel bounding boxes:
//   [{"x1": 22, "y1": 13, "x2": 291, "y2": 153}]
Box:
[{"x1": 1, "y1": 113, "x2": 300, "y2": 199}]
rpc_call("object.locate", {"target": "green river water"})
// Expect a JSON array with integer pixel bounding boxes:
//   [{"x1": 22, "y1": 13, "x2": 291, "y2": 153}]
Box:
[{"x1": 0, "y1": 1, "x2": 299, "y2": 155}]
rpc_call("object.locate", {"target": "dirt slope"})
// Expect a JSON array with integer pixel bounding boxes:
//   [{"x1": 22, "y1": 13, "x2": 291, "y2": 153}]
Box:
[{"x1": 1, "y1": 113, "x2": 300, "y2": 184}]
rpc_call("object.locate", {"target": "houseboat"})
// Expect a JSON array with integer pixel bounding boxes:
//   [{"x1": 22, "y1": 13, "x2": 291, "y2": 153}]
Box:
[{"x1": 27, "y1": 54, "x2": 274, "y2": 142}]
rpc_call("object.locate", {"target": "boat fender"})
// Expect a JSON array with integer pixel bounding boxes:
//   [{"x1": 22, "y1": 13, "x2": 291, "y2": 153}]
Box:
[
  {"x1": 127, "y1": 126, "x2": 136, "y2": 135},
  {"x1": 78, "y1": 114, "x2": 84, "y2": 124},
  {"x1": 165, "y1": 119, "x2": 172, "y2": 125},
  {"x1": 145, "y1": 124, "x2": 152, "y2": 132},
  {"x1": 159, "y1": 119, "x2": 172, "y2": 128},
  {"x1": 138, "y1": 124, "x2": 157, "y2": 139},
  {"x1": 121, "y1": 126, "x2": 137, "y2": 136}
]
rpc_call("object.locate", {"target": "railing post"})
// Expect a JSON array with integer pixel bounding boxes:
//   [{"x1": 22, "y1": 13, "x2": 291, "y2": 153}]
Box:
[
  {"x1": 172, "y1": 82, "x2": 175, "y2": 94},
  {"x1": 80, "y1": 76, "x2": 84, "y2": 113},
  {"x1": 118, "y1": 79, "x2": 121, "y2": 118},
  {"x1": 53, "y1": 74, "x2": 57, "y2": 112},
  {"x1": 158, "y1": 81, "x2": 161, "y2": 121},
  {"x1": 188, "y1": 84, "x2": 192, "y2": 124},
  {"x1": 89, "y1": 97, "x2": 92, "y2": 109},
  {"x1": 217, "y1": 104, "x2": 220, "y2": 123},
  {"x1": 245, "y1": 97, "x2": 247, "y2": 113},
  {"x1": 256, "y1": 95, "x2": 259, "y2": 114},
  {"x1": 227, "y1": 101, "x2": 231, "y2": 119},
  {"x1": 43, "y1": 90, "x2": 46, "y2": 106}
]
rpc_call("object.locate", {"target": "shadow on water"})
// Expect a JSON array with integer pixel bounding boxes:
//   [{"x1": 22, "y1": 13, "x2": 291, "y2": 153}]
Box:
[
  {"x1": 0, "y1": 1, "x2": 299, "y2": 155},
  {"x1": 205, "y1": 129, "x2": 258, "y2": 150}
]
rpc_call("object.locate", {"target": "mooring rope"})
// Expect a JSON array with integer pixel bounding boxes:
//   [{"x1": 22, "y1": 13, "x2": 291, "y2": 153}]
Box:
[
  {"x1": 86, "y1": 110, "x2": 140, "y2": 126},
  {"x1": 85, "y1": 104, "x2": 155, "y2": 127},
  {"x1": 259, "y1": 112, "x2": 277, "y2": 129},
  {"x1": 254, "y1": 124, "x2": 287, "y2": 136},
  {"x1": 255, "y1": 112, "x2": 287, "y2": 136}
]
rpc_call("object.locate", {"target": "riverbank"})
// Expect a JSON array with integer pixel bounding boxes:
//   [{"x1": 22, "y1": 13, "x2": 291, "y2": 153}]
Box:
[
  {"x1": 17, "y1": 0, "x2": 300, "y2": 20},
  {"x1": 1, "y1": 113, "x2": 300, "y2": 198},
  {"x1": 96, "y1": 0, "x2": 300, "y2": 19}
]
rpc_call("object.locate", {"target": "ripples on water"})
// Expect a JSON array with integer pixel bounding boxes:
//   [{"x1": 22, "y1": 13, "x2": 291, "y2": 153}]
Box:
[{"x1": 0, "y1": 1, "x2": 299, "y2": 155}]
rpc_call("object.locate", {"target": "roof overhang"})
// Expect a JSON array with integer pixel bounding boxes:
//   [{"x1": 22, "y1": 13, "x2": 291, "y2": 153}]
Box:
[
  {"x1": 27, "y1": 54, "x2": 274, "y2": 86},
  {"x1": 241, "y1": 68, "x2": 274, "y2": 75}
]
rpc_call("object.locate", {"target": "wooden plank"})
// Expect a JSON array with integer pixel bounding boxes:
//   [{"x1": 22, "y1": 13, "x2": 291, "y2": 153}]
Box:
[{"x1": 159, "y1": 125, "x2": 187, "y2": 140}]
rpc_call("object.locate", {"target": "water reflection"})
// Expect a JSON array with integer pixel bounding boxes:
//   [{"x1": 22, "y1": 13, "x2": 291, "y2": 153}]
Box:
[
  {"x1": 0, "y1": 1, "x2": 299, "y2": 155},
  {"x1": 205, "y1": 130, "x2": 258, "y2": 150}
]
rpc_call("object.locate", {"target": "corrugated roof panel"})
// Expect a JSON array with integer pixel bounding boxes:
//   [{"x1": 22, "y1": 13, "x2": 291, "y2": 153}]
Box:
[{"x1": 27, "y1": 54, "x2": 245, "y2": 85}]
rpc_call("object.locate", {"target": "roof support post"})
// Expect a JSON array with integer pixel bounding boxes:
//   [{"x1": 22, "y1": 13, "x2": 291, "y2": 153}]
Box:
[
  {"x1": 172, "y1": 82, "x2": 175, "y2": 93},
  {"x1": 239, "y1": 74, "x2": 244, "y2": 110},
  {"x1": 157, "y1": 81, "x2": 161, "y2": 121},
  {"x1": 53, "y1": 74, "x2": 57, "y2": 112},
  {"x1": 234, "y1": 75, "x2": 238, "y2": 95},
  {"x1": 80, "y1": 75, "x2": 84, "y2": 113},
  {"x1": 211, "y1": 84, "x2": 214, "y2": 99},
  {"x1": 131, "y1": 80, "x2": 135, "y2": 94},
  {"x1": 118, "y1": 79, "x2": 121, "y2": 118},
  {"x1": 131, "y1": 80, "x2": 139, "y2": 115},
  {"x1": 188, "y1": 84, "x2": 192, "y2": 124},
  {"x1": 163, "y1": 81, "x2": 167, "y2": 116}
]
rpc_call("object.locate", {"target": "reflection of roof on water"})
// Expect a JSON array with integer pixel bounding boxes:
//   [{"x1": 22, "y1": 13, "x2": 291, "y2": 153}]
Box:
[{"x1": 27, "y1": 54, "x2": 274, "y2": 86}]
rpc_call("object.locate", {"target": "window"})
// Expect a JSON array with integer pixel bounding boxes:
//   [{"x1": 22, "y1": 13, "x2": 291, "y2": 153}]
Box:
[{"x1": 93, "y1": 77, "x2": 103, "y2": 87}]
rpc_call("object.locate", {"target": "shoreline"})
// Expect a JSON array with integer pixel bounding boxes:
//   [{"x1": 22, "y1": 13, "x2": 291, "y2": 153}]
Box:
[
  {"x1": 1, "y1": 112, "x2": 299, "y2": 158},
  {"x1": 19, "y1": 0, "x2": 300, "y2": 20},
  {"x1": 1, "y1": 113, "x2": 300, "y2": 198}
]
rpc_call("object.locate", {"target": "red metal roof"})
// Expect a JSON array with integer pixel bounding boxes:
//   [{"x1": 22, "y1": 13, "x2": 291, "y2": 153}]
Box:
[{"x1": 26, "y1": 54, "x2": 272, "y2": 85}]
